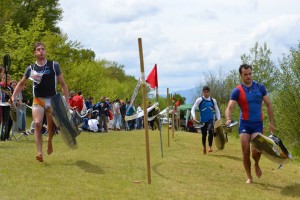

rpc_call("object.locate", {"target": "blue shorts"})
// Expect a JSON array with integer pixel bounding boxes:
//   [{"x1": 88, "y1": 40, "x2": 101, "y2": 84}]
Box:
[{"x1": 239, "y1": 120, "x2": 263, "y2": 134}]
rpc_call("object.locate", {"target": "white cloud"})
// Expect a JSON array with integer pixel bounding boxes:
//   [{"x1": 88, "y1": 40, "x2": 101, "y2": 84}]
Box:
[
  {"x1": 250, "y1": 15, "x2": 300, "y2": 55},
  {"x1": 58, "y1": 0, "x2": 300, "y2": 95}
]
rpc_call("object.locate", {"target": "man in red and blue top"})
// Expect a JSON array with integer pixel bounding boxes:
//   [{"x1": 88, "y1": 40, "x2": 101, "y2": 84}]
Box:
[{"x1": 225, "y1": 64, "x2": 274, "y2": 184}]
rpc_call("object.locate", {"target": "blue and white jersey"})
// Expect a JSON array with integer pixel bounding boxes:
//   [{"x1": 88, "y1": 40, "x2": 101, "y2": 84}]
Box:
[{"x1": 191, "y1": 96, "x2": 221, "y2": 123}]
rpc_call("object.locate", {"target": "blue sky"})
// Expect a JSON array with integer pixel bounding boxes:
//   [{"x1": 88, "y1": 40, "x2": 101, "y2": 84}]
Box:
[{"x1": 58, "y1": 0, "x2": 300, "y2": 95}]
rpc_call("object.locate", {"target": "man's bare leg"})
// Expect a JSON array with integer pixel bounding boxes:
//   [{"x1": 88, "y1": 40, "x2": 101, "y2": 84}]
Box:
[
  {"x1": 32, "y1": 106, "x2": 45, "y2": 162},
  {"x1": 240, "y1": 133, "x2": 253, "y2": 183},
  {"x1": 252, "y1": 148, "x2": 262, "y2": 178},
  {"x1": 46, "y1": 111, "x2": 55, "y2": 155},
  {"x1": 251, "y1": 132, "x2": 262, "y2": 178}
]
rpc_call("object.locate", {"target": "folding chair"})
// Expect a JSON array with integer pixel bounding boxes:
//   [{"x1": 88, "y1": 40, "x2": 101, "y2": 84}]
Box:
[{"x1": 12, "y1": 104, "x2": 29, "y2": 140}]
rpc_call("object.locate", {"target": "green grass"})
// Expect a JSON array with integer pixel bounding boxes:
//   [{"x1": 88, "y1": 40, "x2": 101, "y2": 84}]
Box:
[{"x1": 0, "y1": 127, "x2": 299, "y2": 200}]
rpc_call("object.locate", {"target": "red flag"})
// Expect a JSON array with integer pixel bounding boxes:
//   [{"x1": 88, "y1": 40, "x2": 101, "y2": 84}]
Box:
[
  {"x1": 175, "y1": 100, "x2": 180, "y2": 107},
  {"x1": 146, "y1": 64, "x2": 158, "y2": 89}
]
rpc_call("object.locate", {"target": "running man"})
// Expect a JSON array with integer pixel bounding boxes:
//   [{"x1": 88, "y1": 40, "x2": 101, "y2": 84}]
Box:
[{"x1": 12, "y1": 42, "x2": 69, "y2": 162}]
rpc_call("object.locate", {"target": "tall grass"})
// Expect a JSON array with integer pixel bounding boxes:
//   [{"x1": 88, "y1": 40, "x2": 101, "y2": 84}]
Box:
[{"x1": 0, "y1": 127, "x2": 299, "y2": 200}]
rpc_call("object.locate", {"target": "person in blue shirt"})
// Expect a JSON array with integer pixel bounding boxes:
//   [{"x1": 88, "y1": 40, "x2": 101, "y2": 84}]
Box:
[
  {"x1": 95, "y1": 96, "x2": 110, "y2": 132},
  {"x1": 225, "y1": 64, "x2": 274, "y2": 184},
  {"x1": 126, "y1": 100, "x2": 135, "y2": 130},
  {"x1": 191, "y1": 86, "x2": 221, "y2": 154},
  {"x1": 85, "y1": 96, "x2": 94, "y2": 111}
]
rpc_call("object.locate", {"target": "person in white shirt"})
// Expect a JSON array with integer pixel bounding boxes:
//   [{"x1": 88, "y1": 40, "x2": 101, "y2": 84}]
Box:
[
  {"x1": 191, "y1": 86, "x2": 221, "y2": 154},
  {"x1": 136, "y1": 103, "x2": 143, "y2": 129}
]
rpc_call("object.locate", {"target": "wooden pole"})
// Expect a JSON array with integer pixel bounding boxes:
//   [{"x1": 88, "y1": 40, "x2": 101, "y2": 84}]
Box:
[
  {"x1": 171, "y1": 94, "x2": 175, "y2": 138},
  {"x1": 155, "y1": 64, "x2": 164, "y2": 158},
  {"x1": 138, "y1": 38, "x2": 151, "y2": 184},
  {"x1": 167, "y1": 88, "x2": 170, "y2": 147},
  {"x1": 177, "y1": 107, "x2": 180, "y2": 131},
  {"x1": 155, "y1": 86, "x2": 159, "y2": 103}
]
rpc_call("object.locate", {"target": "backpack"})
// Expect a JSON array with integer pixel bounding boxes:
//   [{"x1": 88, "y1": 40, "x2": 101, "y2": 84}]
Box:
[{"x1": 199, "y1": 97, "x2": 215, "y2": 111}]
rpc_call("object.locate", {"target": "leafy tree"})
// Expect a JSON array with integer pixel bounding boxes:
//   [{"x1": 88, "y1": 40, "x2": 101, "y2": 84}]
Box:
[
  {"x1": 272, "y1": 42, "x2": 300, "y2": 155},
  {"x1": 1, "y1": 8, "x2": 50, "y2": 78},
  {"x1": 0, "y1": 7, "x2": 95, "y2": 76},
  {"x1": 224, "y1": 69, "x2": 240, "y2": 96},
  {"x1": 103, "y1": 60, "x2": 128, "y2": 83},
  {"x1": 1, "y1": 18, "x2": 139, "y2": 106},
  {"x1": 193, "y1": 67, "x2": 231, "y2": 118},
  {"x1": 241, "y1": 42, "x2": 280, "y2": 93},
  {"x1": 156, "y1": 96, "x2": 167, "y2": 110},
  {"x1": 224, "y1": 42, "x2": 280, "y2": 97},
  {"x1": 202, "y1": 67, "x2": 229, "y2": 106},
  {"x1": 0, "y1": 0, "x2": 62, "y2": 34},
  {"x1": 171, "y1": 93, "x2": 186, "y2": 106},
  {"x1": 221, "y1": 69, "x2": 242, "y2": 121},
  {"x1": 65, "y1": 59, "x2": 142, "y2": 104}
]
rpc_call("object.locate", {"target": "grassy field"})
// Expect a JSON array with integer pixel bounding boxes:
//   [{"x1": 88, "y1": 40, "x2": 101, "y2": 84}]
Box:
[{"x1": 0, "y1": 127, "x2": 299, "y2": 200}]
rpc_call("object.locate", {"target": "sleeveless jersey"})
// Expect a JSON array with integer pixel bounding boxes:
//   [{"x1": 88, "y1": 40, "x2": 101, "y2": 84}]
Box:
[
  {"x1": 199, "y1": 97, "x2": 215, "y2": 123},
  {"x1": 24, "y1": 60, "x2": 61, "y2": 98}
]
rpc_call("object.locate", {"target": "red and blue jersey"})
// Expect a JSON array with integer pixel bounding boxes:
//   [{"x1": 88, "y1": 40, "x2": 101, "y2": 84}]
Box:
[{"x1": 230, "y1": 81, "x2": 267, "y2": 122}]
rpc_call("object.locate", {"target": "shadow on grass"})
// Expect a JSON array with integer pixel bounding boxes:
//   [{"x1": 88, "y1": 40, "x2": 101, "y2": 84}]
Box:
[
  {"x1": 173, "y1": 138, "x2": 199, "y2": 151},
  {"x1": 253, "y1": 182, "x2": 300, "y2": 197},
  {"x1": 253, "y1": 182, "x2": 284, "y2": 190},
  {"x1": 152, "y1": 162, "x2": 182, "y2": 183},
  {"x1": 210, "y1": 154, "x2": 242, "y2": 161},
  {"x1": 281, "y1": 183, "x2": 300, "y2": 197},
  {"x1": 75, "y1": 160, "x2": 104, "y2": 174}
]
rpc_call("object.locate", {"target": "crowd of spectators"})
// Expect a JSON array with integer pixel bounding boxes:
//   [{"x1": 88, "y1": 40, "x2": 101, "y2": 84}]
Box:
[{"x1": 69, "y1": 91, "x2": 159, "y2": 132}]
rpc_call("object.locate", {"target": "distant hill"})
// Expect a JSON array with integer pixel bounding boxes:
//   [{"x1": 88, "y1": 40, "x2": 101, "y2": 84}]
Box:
[{"x1": 172, "y1": 87, "x2": 200, "y2": 104}]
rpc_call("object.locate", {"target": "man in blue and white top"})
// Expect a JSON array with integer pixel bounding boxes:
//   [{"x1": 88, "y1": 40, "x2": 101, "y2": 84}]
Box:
[{"x1": 191, "y1": 86, "x2": 221, "y2": 154}]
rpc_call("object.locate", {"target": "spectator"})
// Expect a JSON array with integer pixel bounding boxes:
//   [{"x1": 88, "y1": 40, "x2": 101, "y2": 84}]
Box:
[
  {"x1": 126, "y1": 100, "x2": 135, "y2": 130},
  {"x1": 95, "y1": 96, "x2": 110, "y2": 132},
  {"x1": 70, "y1": 90, "x2": 84, "y2": 112},
  {"x1": 187, "y1": 118, "x2": 197, "y2": 133},
  {"x1": 69, "y1": 90, "x2": 75, "y2": 105},
  {"x1": 0, "y1": 74, "x2": 12, "y2": 141},
  {"x1": 85, "y1": 96, "x2": 94, "y2": 111},
  {"x1": 120, "y1": 100, "x2": 126, "y2": 130},
  {"x1": 113, "y1": 98, "x2": 121, "y2": 131},
  {"x1": 136, "y1": 103, "x2": 143, "y2": 129}
]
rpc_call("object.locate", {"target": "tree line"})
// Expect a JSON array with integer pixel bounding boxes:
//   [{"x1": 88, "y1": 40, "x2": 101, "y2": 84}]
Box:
[{"x1": 0, "y1": 4, "x2": 146, "y2": 105}]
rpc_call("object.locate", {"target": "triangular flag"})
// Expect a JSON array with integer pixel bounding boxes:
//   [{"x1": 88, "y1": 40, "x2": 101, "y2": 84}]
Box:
[
  {"x1": 175, "y1": 100, "x2": 180, "y2": 107},
  {"x1": 146, "y1": 64, "x2": 158, "y2": 89}
]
